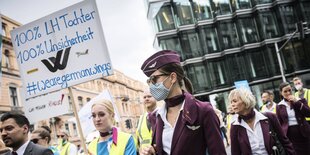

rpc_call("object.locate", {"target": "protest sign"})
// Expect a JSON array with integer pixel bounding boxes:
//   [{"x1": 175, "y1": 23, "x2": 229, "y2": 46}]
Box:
[
  {"x1": 10, "y1": 0, "x2": 113, "y2": 99},
  {"x1": 24, "y1": 90, "x2": 69, "y2": 124}
]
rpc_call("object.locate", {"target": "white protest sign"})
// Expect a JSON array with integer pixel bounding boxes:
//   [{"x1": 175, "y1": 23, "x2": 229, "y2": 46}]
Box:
[
  {"x1": 10, "y1": 0, "x2": 113, "y2": 99},
  {"x1": 24, "y1": 90, "x2": 69, "y2": 124},
  {"x1": 68, "y1": 90, "x2": 120, "y2": 137}
]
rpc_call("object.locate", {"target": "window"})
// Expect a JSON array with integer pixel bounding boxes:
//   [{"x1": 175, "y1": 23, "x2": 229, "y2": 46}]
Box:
[
  {"x1": 73, "y1": 123, "x2": 78, "y2": 136},
  {"x1": 213, "y1": 0, "x2": 232, "y2": 16},
  {"x1": 4, "y1": 50, "x2": 10, "y2": 68},
  {"x1": 237, "y1": 17, "x2": 259, "y2": 44},
  {"x1": 192, "y1": 0, "x2": 213, "y2": 20},
  {"x1": 86, "y1": 97, "x2": 91, "y2": 102},
  {"x1": 198, "y1": 25, "x2": 220, "y2": 53},
  {"x1": 245, "y1": 49, "x2": 269, "y2": 79},
  {"x1": 78, "y1": 96, "x2": 83, "y2": 109},
  {"x1": 174, "y1": 1, "x2": 195, "y2": 26},
  {"x1": 301, "y1": 2, "x2": 310, "y2": 25},
  {"x1": 233, "y1": 0, "x2": 252, "y2": 10},
  {"x1": 65, "y1": 123, "x2": 69, "y2": 135},
  {"x1": 218, "y1": 21, "x2": 239, "y2": 49},
  {"x1": 68, "y1": 96, "x2": 73, "y2": 111},
  {"x1": 154, "y1": 5, "x2": 176, "y2": 32},
  {"x1": 179, "y1": 30, "x2": 204, "y2": 59},
  {"x1": 252, "y1": 0, "x2": 272, "y2": 5},
  {"x1": 159, "y1": 36, "x2": 183, "y2": 58},
  {"x1": 9, "y1": 86, "x2": 19, "y2": 107},
  {"x1": 279, "y1": 5, "x2": 298, "y2": 33},
  {"x1": 256, "y1": 11, "x2": 280, "y2": 39},
  {"x1": 207, "y1": 59, "x2": 228, "y2": 87},
  {"x1": 185, "y1": 63, "x2": 211, "y2": 93},
  {"x1": 264, "y1": 45, "x2": 280, "y2": 76},
  {"x1": 2, "y1": 24, "x2": 6, "y2": 37},
  {"x1": 226, "y1": 53, "x2": 247, "y2": 82}
]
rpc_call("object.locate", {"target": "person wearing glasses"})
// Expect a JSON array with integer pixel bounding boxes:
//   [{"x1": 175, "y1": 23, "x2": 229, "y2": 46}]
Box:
[
  {"x1": 139, "y1": 50, "x2": 226, "y2": 155},
  {"x1": 88, "y1": 99, "x2": 136, "y2": 155},
  {"x1": 31, "y1": 126, "x2": 60, "y2": 155},
  {"x1": 56, "y1": 130, "x2": 77, "y2": 155},
  {"x1": 276, "y1": 82, "x2": 310, "y2": 155}
]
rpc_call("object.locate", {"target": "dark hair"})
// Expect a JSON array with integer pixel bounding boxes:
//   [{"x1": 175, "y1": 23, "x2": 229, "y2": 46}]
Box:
[
  {"x1": 279, "y1": 82, "x2": 290, "y2": 92},
  {"x1": 32, "y1": 126, "x2": 51, "y2": 143},
  {"x1": 159, "y1": 63, "x2": 193, "y2": 94},
  {"x1": 0, "y1": 112, "x2": 30, "y2": 132},
  {"x1": 261, "y1": 90, "x2": 274, "y2": 96}
]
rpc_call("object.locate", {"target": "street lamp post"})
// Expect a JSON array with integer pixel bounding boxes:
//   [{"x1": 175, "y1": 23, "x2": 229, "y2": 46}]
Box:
[{"x1": 275, "y1": 22, "x2": 307, "y2": 82}]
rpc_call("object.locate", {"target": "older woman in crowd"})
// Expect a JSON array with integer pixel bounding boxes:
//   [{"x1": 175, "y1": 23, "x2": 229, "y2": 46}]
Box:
[
  {"x1": 139, "y1": 50, "x2": 226, "y2": 155},
  {"x1": 87, "y1": 99, "x2": 136, "y2": 155},
  {"x1": 229, "y1": 88, "x2": 295, "y2": 155},
  {"x1": 277, "y1": 82, "x2": 310, "y2": 155}
]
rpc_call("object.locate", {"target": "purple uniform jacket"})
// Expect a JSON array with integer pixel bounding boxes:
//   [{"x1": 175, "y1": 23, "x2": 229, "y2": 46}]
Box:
[
  {"x1": 276, "y1": 98, "x2": 310, "y2": 138},
  {"x1": 230, "y1": 112, "x2": 296, "y2": 155},
  {"x1": 149, "y1": 92, "x2": 226, "y2": 155}
]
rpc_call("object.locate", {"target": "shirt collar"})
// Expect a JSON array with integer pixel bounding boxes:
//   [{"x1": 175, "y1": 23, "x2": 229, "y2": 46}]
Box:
[
  {"x1": 157, "y1": 100, "x2": 185, "y2": 119},
  {"x1": 16, "y1": 140, "x2": 30, "y2": 155},
  {"x1": 278, "y1": 99, "x2": 289, "y2": 106},
  {"x1": 232, "y1": 109, "x2": 267, "y2": 125}
]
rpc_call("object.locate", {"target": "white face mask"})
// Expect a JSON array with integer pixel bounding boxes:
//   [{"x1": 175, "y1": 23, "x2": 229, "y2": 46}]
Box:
[{"x1": 295, "y1": 84, "x2": 303, "y2": 91}]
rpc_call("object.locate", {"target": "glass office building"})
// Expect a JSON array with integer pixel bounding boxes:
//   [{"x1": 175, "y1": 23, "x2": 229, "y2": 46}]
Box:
[{"x1": 146, "y1": 0, "x2": 310, "y2": 111}]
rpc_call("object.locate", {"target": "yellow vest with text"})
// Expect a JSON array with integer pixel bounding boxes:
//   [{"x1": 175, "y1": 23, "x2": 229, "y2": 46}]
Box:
[
  {"x1": 88, "y1": 131, "x2": 131, "y2": 155},
  {"x1": 57, "y1": 142, "x2": 71, "y2": 155},
  {"x1": 295, "y1": 88, "x2": 310, "y2": 121},
  {"x1": 260, "y1": 104, "x2": 276, "y2": 113},
  {"x1": 136, "y1": 112, "x2": 152, "y2": 149}
]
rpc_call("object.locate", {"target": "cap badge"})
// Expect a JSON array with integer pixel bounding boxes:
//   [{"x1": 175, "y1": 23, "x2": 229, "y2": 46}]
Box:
[{"x1": 149, "y1": 61, "x2": 157, "y2": 68}]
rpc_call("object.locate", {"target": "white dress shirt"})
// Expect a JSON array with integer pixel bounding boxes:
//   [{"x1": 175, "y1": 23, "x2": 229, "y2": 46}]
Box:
[
  {"x1": 233, "y1": 110, "x2": 268, "y2": 155},
  {"x1": 157, "y1": 101, "x2": 184, "y2": 155},
  {"x1": 16, "y1": 140, "x2": 30, "y2": 155},
  {"x1": 278, "y1": 100, "x2": 298, "y2": 126}
]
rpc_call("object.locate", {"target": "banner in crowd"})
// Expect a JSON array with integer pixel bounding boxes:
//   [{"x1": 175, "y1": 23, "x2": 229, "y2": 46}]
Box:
[{"x1": 10, "y1": 0, "x2": 113, "y2": 99}]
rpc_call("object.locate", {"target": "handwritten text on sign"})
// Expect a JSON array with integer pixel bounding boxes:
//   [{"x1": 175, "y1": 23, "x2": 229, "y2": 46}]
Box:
[
  {"x1": 11, "y1": 0, "x2": 113, "y2": 99},
  {"x1": 24, "y1": 91, "x2": 69, "y2": 124}
]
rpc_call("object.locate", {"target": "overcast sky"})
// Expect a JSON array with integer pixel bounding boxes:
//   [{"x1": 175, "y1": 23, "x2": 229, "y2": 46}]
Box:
[{"x1": 0, "y1": 0, "x2": 157, "y2": 83}]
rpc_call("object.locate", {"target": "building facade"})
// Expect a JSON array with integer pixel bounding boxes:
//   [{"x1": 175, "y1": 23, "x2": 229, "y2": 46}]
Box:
[
  {"x1": 1, "y1": 14, "x2": 147, "y2": 145},
  {"x1": 146, "y1": 0, "x2": 310, "y2": 111}
]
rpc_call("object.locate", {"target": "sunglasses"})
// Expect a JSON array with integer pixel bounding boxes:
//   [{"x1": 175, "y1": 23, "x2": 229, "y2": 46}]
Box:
[
  {"x1": 57, "y1": 135, "x2": 65, "y2": 138},
  {"x1": 147, "y1": 74, "x2": 168, "y2": 85},
  {"x1": 31, "y1": 138, "x2": 41, "y2": 144}
]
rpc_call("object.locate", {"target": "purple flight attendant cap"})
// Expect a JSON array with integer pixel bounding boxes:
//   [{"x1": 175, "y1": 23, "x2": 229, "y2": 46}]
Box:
[{"x1": 141, "y1": 50, "x2": 181, "y2": 77}]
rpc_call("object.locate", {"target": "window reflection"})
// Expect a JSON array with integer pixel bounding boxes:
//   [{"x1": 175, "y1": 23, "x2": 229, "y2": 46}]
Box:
[
  {"x1": 198, "y1": 25, "x2": 220, "y2": 53},
  {"x1": 219, "y1": 21, "x2": 239, "y2": 49},
  {"x1": 179, "y1": 30, "x2": 204, "y2": 59},
  {"x1": 264, "y1": 46, "x2": 280, "y2": 76},
  {"x1": 159, "y1": 36, "x2": 183, "y2": 59},
  {"x1": 301, "y1": 2, "x2": 310, "y2": 25},
  {"x1": 245, "y1": 49, "x2": 268, "y2": 79},
  {"x1": 279, "y1": 5, "x2": 297, "y2": 33},
  {"x1": 226, "y1": 53, "x2": 247, "y2": 81},
  {"x1": 213, "y1": 0, "x2": 232, "y2": 16},
  {"x1": 237, "y1": 18, "x2": 259, "y2": 44},
  {"x1": 192, "y1": 0, "x2": 213, "y2": 20},
  {"x1": 234, "y1": 0, "x2": 252, "y2": 10},
  {"x1": 174, "y1": 1, "x2": 195, "y2": 26},
  {"x1": 256, "y1": 11, "x2": 280, "y2": 39},
  {"x1": 208, "y1": 59, "x2": 228, "y2": 87},
  {"x1": 155, "y1": 5, "x2": 175, "y2": 32},
  {"x1": 185, "y1": 63, "x2": 210, "y2": 93},
  {"x1": 252, "y1": 0, "x2": 272, "y2": 5}
]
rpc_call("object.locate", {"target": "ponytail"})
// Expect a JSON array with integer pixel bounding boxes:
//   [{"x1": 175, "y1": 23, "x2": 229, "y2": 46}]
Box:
[{"x1": 183, "y1": 77, "x2": 193, "y2": 94}]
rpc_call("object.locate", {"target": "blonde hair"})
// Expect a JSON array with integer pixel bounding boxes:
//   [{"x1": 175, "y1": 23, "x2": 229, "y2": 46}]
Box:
[
  {"x1": 228, "y1": 88, "x2": 256, "y2": 109},
  {"x1": 293, "y1": 77, "x2": 301, "y2": 82},
  {"x1": 91, "y1": 99, "x2": 114, "y2": 115}
]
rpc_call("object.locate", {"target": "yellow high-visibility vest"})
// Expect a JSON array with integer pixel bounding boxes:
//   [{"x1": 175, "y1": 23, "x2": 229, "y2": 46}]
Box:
[
  {"x1": 260, "y1": 104, "x2": 276, "y2": 113},
  {"x1": 57, "y1": 142, "x2": 70, "y2": 155},
  {"x1": 136, "y1": 112, "x2": 152, "y2": 149},
  {"x1": 295, "y1": 89, "x2": 310, "y2": 121},
  {"x1": 88, "y1": 129, "x2": 130, "y2": 155}
]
